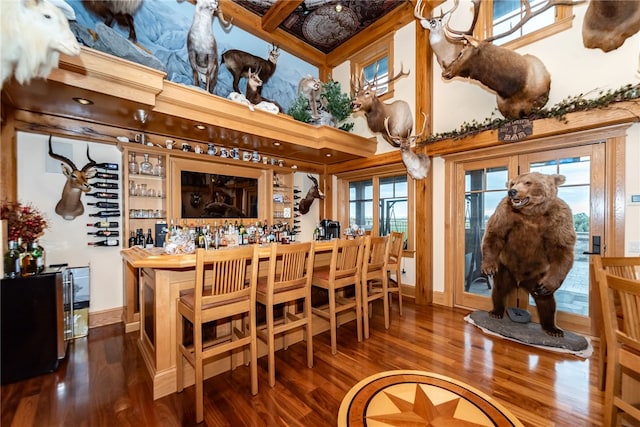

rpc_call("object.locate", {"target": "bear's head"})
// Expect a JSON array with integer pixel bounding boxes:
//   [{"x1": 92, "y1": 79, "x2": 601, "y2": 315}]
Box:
[{"x1": 505, "y1": 172, "x2": 565, "y2": 214}]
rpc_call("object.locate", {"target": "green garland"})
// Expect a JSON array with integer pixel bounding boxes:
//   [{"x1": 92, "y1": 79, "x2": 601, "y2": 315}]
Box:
[{"x1": 420, "y1": 83, "x2": 640, "y2": 146}]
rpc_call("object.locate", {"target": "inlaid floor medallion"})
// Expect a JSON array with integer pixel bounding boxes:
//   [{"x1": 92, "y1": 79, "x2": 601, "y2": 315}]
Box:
[{"x1": 338, "y1": 370, "x2": 523, "y2": 426}]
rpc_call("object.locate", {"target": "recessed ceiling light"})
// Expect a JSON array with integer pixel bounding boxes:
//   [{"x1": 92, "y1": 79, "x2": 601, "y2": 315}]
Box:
[
  {"x1": 194, "y1": 124, "x2": 206, "y2": 130},
  {"x1": 325, "y1": 153, "x2": 333, "y2": 157},
  {"x1": 73, "y1": 97, "x2": 93, "y2": 105},
  {"x1": 335, "y1": 3, "x2": 343, "y2": 13},
  {"x1": 273, "y1": 142, "x2": 281, "y2": 146}
]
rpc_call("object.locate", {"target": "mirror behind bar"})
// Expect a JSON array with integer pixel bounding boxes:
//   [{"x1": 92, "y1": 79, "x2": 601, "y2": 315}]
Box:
[{"x1": 170, "y1": 157, "x2": 268, "y2": 222}]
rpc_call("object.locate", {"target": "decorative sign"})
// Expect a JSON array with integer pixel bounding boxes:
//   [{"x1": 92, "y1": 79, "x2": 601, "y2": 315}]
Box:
[{"x1": 498, "y1": 119, "x2": 533, "y2": 142}]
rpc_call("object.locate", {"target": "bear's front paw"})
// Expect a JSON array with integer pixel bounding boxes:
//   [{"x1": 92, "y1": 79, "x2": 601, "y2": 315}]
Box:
[
  {"x1": 488, "y1": 309, "x2": 504, "y2": 319},
  {"x1": 481, "y1": 262, "x2": 498, "y2": 276},
  {"x1": 531, "y1": 284, "x2": 553, "y2": 297},
  {"x1": 543, "y1": 326, "x2": 564, "y2": 337}
]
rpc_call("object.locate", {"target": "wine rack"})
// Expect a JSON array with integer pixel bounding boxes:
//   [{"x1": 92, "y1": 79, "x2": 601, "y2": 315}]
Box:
[{"x1": 87, "y1": 162, "x2": 120, "y2": 247}]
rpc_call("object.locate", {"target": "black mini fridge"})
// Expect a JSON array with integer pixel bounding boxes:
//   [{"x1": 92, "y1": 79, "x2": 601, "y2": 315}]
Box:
[{"x1": 1, "y1": 271, "x2": 69, "y2": 384}]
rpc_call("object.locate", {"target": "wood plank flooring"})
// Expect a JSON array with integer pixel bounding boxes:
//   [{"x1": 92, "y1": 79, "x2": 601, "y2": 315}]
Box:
[{"x1": 1, "y1": 301, "x2": 604, "y2": 426}]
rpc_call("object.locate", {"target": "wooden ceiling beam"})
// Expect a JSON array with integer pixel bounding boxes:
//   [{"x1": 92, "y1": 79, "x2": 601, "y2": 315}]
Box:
[{"x1": 261, "y1": 0, "x2": 303, "y2": 32}]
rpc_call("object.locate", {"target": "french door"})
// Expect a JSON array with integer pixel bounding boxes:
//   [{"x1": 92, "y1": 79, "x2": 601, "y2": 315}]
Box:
[{"x1": 453, "y1": 143, "x2": 605, "y2": 335}]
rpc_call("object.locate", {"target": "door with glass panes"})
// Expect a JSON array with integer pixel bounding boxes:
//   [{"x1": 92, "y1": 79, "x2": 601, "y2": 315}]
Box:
[{"x1": 455, "y1": 144, "x2": 604, "y2": 335}]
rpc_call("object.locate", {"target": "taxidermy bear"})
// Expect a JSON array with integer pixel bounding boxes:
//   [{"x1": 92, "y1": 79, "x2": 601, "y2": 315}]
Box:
[{"x1": 481, "y1": 172, "x2": 576, "y2": 337}]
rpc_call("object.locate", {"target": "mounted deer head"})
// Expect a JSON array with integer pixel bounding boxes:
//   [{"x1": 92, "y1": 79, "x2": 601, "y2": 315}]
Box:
[
  {"x1": 384, "y1": 113, "x2": 431, "y2": 180},
  {"x1": 350, "y1": 64, "x2": 413, "y2": 147},
  {"x1": 48, "y1": 136, "x2": 97, "y2": 220},
  {"x1": 298, "y1": 175, "x2": 324, "y2": 215}
]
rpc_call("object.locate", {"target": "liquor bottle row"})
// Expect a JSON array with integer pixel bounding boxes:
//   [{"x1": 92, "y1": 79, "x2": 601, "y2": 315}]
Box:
[{"x1": 3, "y1": 240, "x2": 45, "y2": 279}]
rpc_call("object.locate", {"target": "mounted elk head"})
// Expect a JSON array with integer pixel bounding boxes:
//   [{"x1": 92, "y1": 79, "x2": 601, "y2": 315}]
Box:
[
  {"x1": 384, "y1": 113, "x2": 431, "y2": 180},
  {"x1": 420, "y1": 0, "x2": 584, "y2": 119},
  {"x1": 414, "y1": 0, "x2": 479, "y2": 70},
  {"x1": 351, "y1": 64, "x2": 413, "y2": 147},
  {"x1": 48, "y1": 136, "x2": 97, "y2": 220},
  {"x1": 582, "y1": 0, "x2": 640, "y2": 52},
  {"x1": 297, "y1": 175, "x2": 324, "y2": 215}
]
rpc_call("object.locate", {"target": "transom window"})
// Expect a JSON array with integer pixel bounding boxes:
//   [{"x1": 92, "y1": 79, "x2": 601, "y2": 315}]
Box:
[
  {"x1": 478, "y1": 0, "x2": 576, "y2": 48},
  {"x1": 349, "y1": 34, "x2": 395, "y2": 100}
]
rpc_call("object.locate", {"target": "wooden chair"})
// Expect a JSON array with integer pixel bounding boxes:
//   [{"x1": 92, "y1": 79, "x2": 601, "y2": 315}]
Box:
[
  {"x1": 385, "y1": 231, "x2": 404, "y2": 318},
  {"x1": 176, "y1": 246, "x2": 259, "y2": 424},
  {"x1": 361, "y1": 235, "x2": 390, "y2": 339},
  {"x1": 256, "y1": 242, "x2": 315, "y2": 387},
  {"x1": 591, "y1": 255, "x2": 640, "y2": 391},
  {"x1": 595, "y1": 268, "x2": 640, "y2": 427},
  {"x1": 312, "y1": 238, "x2": 365, "y2": 355}
]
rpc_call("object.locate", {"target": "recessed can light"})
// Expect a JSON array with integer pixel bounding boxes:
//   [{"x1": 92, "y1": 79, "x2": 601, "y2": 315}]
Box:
[
  {"x1": 194, "y1": 124, "x2": 206, "y2": 130},
  {"x1": 73, "y1": 97, "x2": 93, "y2": 105}
]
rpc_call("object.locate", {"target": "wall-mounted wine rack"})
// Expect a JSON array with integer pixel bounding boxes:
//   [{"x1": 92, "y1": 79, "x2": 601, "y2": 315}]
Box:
[{"x1": 87, "y1": 162, "x2": 120, "y2": 247}]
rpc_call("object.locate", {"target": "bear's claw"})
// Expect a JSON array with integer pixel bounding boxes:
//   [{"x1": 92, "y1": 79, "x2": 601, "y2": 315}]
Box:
[
  {"x1": 531, "y1": 284, "x2": 552, "y2": 297},
  {"x1": 543, "y1": 326, "x2": 564, "y2": 337}
]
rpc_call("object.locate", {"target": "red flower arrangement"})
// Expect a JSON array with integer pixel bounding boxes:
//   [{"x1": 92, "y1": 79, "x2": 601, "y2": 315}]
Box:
[{"x1": 1, "y1": 200, "x2": 48, "y2": 243}]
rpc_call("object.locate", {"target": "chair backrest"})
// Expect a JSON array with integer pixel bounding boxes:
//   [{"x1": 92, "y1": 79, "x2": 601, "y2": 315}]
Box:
[
  {"x1": 327, "y1": 238, "x2": 365, "y2": 285},
  {"x1": 387, "y1": 231, "x2": 404, "y2": 265},
  {"x1": 363, "y1": 235, "x2": 390, "y2": 279},
  {"x1": 596, "y1": 269, "x2": 640, "y2": 353},
  {"x1": 195, "y1": 246, "x2": 259, "y2": 310},
  {"x1": 265, "y1": 242, "x2": 315, "y2": 293},
  {"x1": 594, "y1": 256, "x2": 640, "y2": 280}
]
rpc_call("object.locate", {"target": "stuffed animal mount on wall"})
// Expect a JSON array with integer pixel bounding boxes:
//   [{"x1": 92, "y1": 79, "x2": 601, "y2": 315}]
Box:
[{"x1": 1, "y1": 0, "x2": 81, "y2": 89}]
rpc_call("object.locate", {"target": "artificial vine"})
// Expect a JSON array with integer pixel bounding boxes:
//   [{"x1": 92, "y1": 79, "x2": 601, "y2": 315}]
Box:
[{"x1": 419, "y1": 83, "x2": 640, "y2": 146}]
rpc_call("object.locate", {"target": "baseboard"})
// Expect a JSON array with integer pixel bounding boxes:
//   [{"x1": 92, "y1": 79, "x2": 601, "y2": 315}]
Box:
[{"x1": 89, "y1": 307, "x2": 123, "y2": 329}]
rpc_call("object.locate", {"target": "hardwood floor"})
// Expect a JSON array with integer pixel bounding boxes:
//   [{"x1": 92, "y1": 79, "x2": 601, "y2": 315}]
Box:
[{"x1": 1, "y1": 301, "x2": 604, "y2": 426}]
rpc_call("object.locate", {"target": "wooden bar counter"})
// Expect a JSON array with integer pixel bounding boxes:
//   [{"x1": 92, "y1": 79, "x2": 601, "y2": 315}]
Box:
[{"x1": 121, "y1": 242, "x2": 335, "y2": 399}]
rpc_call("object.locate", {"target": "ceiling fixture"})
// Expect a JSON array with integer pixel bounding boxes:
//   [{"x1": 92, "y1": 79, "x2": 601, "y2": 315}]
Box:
[
  {"x1": 134, "y1": 109, "x2": 148, "y2": 124},
  {"x1": 325, "y1": 153, "x2": 333, "y2": 157},
  {"x1": 72, "y1": 97, "x2": 93, "y2": 105},
  {"x1": 273, "y1": 142, "x2": 281, "y2": 146},
  {"x1": 335, "y1": 3, "x2": 343, "y2": 13},
  {"x1": 194, "y1": 124, "x2": 206, "y2": 130}
]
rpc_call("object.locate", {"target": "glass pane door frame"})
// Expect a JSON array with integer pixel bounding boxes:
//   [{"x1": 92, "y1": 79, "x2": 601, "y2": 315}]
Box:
[{"x1": 443, "y1": 125, "x2": 628, "y2": 336}]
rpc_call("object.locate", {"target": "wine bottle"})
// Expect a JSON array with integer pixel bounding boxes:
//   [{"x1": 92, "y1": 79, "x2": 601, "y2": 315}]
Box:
[
  {"x1": 87, "y1": 240, "x2": 119, "y2": 247},
  {"x1": 94, "y1": 171, "x2": 118, "y2": 180},
  {"x1": 94, "y1": 162, "x2": 119, "y2": 170},
  {"x1": 87, "y1": 202, "x2": 119, "y2": 209},
  {"x1": 86, "y1": 192, "x2": 118, "y2": 199},
  {"x1": 128, "y1": 231, "x2": 136, "y2": 248},
  {"x1": 88, "y1": 210, "x2": 120, "y2": 217},
  {"x1": 145, "y1": 228, "x2": 154, "y2": 249},
  {"x1": 87, "y1": 230, "x2": 119, "y2": 237},
  {"x1": 87, "y1": 221, "x2": 119, "y2": 228},
  {"x1": 91, "y1": 181, "x2": 119, "y2": 190}
]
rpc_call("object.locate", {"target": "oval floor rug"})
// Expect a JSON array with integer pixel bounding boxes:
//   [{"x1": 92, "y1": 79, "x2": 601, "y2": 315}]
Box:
[{"x1": 338, "y1": 370, "x2": 523, "y2": 426}]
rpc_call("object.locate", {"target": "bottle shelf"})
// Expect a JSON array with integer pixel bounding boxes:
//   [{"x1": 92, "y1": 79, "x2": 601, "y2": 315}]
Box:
[{"x1": 129, "y1": 173, "x2": 164, "y2": 180}]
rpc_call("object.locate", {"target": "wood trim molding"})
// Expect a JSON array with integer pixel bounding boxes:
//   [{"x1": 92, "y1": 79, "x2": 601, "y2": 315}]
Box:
[
  {"x1": 89, "y1": 307, "x2": 123, "y2": 329},
  {"x1": 425, "y1": 101, "x2": 640, "y2": 157}
]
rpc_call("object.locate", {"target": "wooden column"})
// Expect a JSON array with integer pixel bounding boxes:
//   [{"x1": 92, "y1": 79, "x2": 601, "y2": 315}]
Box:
[{"x1": 414, "y1": 13, "x2": 434, "y2": 304}]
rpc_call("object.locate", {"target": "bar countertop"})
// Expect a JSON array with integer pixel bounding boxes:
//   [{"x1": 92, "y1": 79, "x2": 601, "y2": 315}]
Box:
[{"x1": 121, "y1": 240, "x2": 338, "y2": 269}]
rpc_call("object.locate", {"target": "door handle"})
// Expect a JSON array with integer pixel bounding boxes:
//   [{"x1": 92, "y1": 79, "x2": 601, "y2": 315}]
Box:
[{"x1": 583, "y1": 235, "x2": 601, "y2": 255}]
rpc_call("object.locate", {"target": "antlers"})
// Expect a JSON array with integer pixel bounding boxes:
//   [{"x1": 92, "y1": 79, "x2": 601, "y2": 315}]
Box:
[
  {"x1": 351, "y1": 63, "x2": 410, "y2": 95},
  {"x1": 383, "y1": 112, "x2": 428, "y2": 147}
]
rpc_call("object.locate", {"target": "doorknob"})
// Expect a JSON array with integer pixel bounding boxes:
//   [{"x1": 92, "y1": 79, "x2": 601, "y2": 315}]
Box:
[{"x1": 583, "y1": 235, "x2": 601, "y2": 255}]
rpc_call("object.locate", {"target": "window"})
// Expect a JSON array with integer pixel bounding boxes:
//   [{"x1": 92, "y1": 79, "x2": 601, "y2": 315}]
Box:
[
  {"x1": 349, "y1": 34, "x2": 395, "y2": 100},
  {"x1": 476, "y1": 0, "x2": 576, "y2": 48},
  {"x1": 338, "y1": 165, "x2": 413, "y2": 253}
]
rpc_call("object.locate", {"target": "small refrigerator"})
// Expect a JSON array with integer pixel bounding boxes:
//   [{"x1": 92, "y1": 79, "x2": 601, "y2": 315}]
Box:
[
  {"x1": 64, "y1": 266, "x2": 90, "y2": 338},
  {"x1": 1, "y1": 271, "x2": 69, "y2": 384}
]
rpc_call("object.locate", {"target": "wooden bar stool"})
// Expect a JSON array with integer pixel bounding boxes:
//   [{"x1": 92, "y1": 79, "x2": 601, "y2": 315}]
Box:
[
  {"x1": 386, "y1": 231, "x2": 404, "y2": 317},
  {"x1": 256, "y1": 242, "x2": 315, "y2": 387},
  {"x1": 361, "y1": 235, "x2": 390, "y2": 339},
  {"x1": 176, "y1": 246, "x2": 259, "y2": 424},
  {"x1": 312, "y1": 238, "x2": 365, "y2": 355}
]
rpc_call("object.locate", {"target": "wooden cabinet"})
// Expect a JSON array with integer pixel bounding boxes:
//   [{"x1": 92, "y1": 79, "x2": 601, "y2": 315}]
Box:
[{"x1": 120, "y1": 144, "x2": 169, "y2": 331}]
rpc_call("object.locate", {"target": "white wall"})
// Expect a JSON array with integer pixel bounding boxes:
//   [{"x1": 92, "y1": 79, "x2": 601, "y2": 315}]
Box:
[{"x1": 17, "y1": 132, "x2": 123, "y2": 313}]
